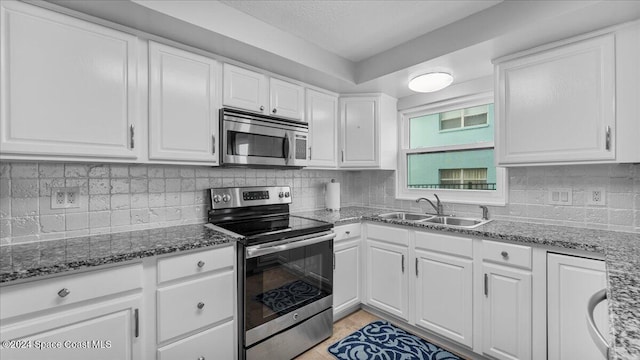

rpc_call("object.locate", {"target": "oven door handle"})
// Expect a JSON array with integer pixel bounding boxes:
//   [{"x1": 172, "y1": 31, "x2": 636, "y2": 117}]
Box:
[{"x1": 246, "y1": 232, "x2": 335, "y2": 259}]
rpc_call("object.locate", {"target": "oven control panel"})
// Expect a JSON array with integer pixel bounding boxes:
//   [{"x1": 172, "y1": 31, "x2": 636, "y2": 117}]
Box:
[{"x1": 209, "y1": 186, "x2": 292, "y2": 209}]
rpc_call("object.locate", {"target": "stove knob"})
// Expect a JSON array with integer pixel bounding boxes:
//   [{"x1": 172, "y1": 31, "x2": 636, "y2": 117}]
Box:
[
  {"x1": 222, "y1": 194, "x2": 231, "y2": 202},
  {"x1": 212, "y1": 195, "x2": 222, "y2": 203},
  {"x1": 278, "y1": 192, "x2": 284, "y2": 198},
  {"x1": 285, "y1": 192, "x2": 290, "y2": 198}
]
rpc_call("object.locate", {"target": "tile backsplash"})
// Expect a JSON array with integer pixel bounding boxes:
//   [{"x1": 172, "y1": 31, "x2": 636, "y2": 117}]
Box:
[
  {"x1": 1, "y1": 161, "x2": 638, "y2": 244},
  {"x1": 347, "y1": 164, "x2": 640, "y2": 233},
  {"x1": 0, "y1": 162, "x2": 347, "y2": 244}
]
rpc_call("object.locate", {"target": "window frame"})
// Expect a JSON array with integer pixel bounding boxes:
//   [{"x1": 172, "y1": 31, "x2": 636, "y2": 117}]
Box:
[{"x1": 396, "y1": 92, "x2": 507, "y2": 205}]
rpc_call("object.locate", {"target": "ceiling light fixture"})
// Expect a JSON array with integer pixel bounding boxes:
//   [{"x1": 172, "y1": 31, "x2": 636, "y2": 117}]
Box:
[{"x1": 408, "y1": 72, "x2": 454, "y2": 93}]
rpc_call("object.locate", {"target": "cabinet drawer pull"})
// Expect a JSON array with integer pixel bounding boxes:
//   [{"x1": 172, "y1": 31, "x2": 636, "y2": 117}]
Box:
[
  {"x1": 197, "y1": 302, "x2": 205, "y2": 310},
  {"x1": 272, "y1": 108, "x2": 277, "y2": 114},
  {"x1": 197, "y1": 260, "x2": 205, "y2": 268},
  {"x1": 345, "y1": 231, "x2": 351, "y2": 235},
  {"x1": 129, "y1": 124, "x2": 135, "y2": 149},
  {"x1": 259, "y1": 105, "x2": 265, "y2": 111},
  {"x1": 57, "y1": 288, "x2": 70, "y2": 298},
  {"x1": 605, "y1": 126, "x2": 611, "y2": 151},
  {"x1": 501, "y1": 251, "x2": 509, "y2": 259},
  {"x1": 198, "y1": 357, "x2": 205, "y2": 360}
]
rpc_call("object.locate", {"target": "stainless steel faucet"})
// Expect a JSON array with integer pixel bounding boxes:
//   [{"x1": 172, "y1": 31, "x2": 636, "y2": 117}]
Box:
[
  {"x1": 416, "y1": 194, "x2": 443, "y2": 216},
  {"x1": 479, "y1": 205, "x2": 489, "y2": 220}
]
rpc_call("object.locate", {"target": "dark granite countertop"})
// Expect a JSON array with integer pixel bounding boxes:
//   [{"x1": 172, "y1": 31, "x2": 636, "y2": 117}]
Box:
[
  {"x1": 294, "y1": 206, "x2": 640, "y2": 360},
  {"x1": 0, "y1": 223, "x2": 238, "y2": 284}
]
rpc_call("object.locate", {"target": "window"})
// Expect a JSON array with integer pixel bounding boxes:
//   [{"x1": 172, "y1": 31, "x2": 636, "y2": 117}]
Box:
[{"x1": 397, "y1": 93, "x2": 506, "y2": 205}]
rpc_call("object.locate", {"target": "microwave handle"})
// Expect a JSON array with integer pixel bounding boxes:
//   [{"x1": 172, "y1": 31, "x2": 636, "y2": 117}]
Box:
[{"x1": 283, "y1": 132, "x2": 291, "y2": 164}]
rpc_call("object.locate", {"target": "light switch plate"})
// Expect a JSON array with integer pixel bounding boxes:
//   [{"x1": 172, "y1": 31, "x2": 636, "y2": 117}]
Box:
[{"x1": 548, "y1": 188, "x2": 572, "y2": 205}]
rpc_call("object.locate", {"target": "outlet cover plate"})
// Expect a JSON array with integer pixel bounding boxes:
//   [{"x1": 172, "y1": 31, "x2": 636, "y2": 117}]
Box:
[
  {"x1": 51, "y1": 187, "x2": 80, "y2": 209},
  {"x1": 586, "y1": 187, "x2": 606, "y2": 206}
]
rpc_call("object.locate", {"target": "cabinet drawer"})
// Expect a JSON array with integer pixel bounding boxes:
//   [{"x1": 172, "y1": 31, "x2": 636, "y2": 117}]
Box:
[
  {"x1": 157, "y1": 271, "x2": 234, "y2": 343},
  {"x1": 157, "y1": 320, "x2": 234, "y2": 360},
  {"x1": 414, "y1": 231, "x2": 472, "y2": 258},
  {"x1": 366, "y1": 223, "x2": 409, "y2": 246},
  {"x1": 157, "y1": 245, "x2": 234, "y2": 284},
  {"x1": 334, "y1": 223, "x2": 361, "y2": 243},
  {"x1": 482, "y1": 240, "x2": 532, "y2": 269},
  {"x1": 0, "y1": 264, "x2": 142, "y2": 320}
]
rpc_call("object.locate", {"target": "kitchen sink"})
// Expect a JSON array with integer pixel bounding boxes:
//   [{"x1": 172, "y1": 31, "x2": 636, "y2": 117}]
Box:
[
  {"x1": 422, "y1": 216, "x2": 491, "y2": 228},
  {"x1": 377, "y1": 212, "x2": 434, "y2": 221}
]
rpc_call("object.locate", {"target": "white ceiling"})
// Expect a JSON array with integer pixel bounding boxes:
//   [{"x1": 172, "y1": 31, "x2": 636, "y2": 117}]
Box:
[{"x1": 219, "y1": 0, "x2": 501, "y2": 62}]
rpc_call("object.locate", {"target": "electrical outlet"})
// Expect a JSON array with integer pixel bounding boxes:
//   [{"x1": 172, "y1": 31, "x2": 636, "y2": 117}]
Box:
[
  {"x1": 548, "y1": 188, "x2": 572, "y2": 205},
  {"x1": 51, "y1": 187, "x2": 80, "y2": 209},
  {"x1": 586, "y1": 188, "x2": 606, "y2": 206}
]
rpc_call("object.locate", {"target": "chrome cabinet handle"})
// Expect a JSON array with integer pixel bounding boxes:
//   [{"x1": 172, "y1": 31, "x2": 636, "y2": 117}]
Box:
[
  {"x1": 197, "y1": 260, "x2": 205, "y2": 268},
  {"x1": 415, "y1": 258, "x2": 419, "y2": 277},
  {"x1": 401, "y1": 254, "x2": 405, "y2": 273},
  {"x1": 605, "y1": 126, "x2": 611, "y2": 151},
  {"x1": 259, "y1": 105, "x2": 265, "y2": 111},
  {"x1": 587, "y1": 288, "x2": 608, "y2": 358},
  {"x1": 341, "y1": 150, "x2": 344, "y2": 162},
  {"x1": 211, "y1": 135, "x2": 216, "y2": 155},
  {"x1": 345, "y1": 231, "x2": 351, "y2": 235},
  {"x1": 197, "y1": 302, "x2": 205, "y2": 310},
  {"x1": 484, "y1": 274, "x2": 489, "y2": 297},
  {"x1": 198, "y1": 357, "x2": 205, "y2": 360},
  {"x1": 134, "y1": 308, "x2": 139, "y2": 338},
  {"x1": 58, "y1": 288, "x2": 70, "y2": 298},
  {"x1": 272, "y1": 108, "x2": 277, "y2": 114},
  {"x1": 501, "y1": 251, "x2": 509, "y2": 259},
  {"x1": 129, "y1": 124, "x2": 135, "y2": 149}
]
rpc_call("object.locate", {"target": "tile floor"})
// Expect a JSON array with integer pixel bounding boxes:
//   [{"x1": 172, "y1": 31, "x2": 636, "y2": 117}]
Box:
[{"x1": 294, "y1": 309, "x2": 380, "y2": 359}]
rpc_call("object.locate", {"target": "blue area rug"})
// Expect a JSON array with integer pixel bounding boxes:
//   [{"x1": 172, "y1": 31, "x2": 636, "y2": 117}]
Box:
[{"x1": 328, "y1": 320, "x2": 463, "y2": 360}]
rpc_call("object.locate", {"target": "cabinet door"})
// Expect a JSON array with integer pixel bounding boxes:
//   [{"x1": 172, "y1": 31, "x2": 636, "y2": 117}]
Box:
[
  {"x1": 307, "y1": 90, "x2": 338, "y2": 168},
  {"x1": 340, "y1": 97, "x2": 377, "y2": 167},
  {"x1": 496, "y1": 34, "x2": 615, "y2": 165},
  {"x1": 223, "y1": 63, "x2": 268, "y2": 114},
  {"x1": 547, "y1": 254, "x2": 608, "y2": 360},
  {"x1": 0, "y1": 1, "x2": 140, "y2": 160},
  {"x1": 414, "y1": 250, "x2": 473, "y2": 347},
  {"x1": 333, "y1": 240, "x2": 360, "y2": 315},
  {"x1": 149, "y1": 41, "x2": 221, "y2": 164},
  {"x1": 365, "y1": 240, "x2": 408, "y2": 320},
  {"x1": 269, "y1": 78, "x2": 304, "y2": 120},
  {"x1": 482, "y1": 263, "x2": 532, "y2": 360},
  {"x1": 157, "y1": 320, "x2": 234, "y2": 360},
  {"x1": 0, "y1": 296, "x2": 141, "y2": 360}
]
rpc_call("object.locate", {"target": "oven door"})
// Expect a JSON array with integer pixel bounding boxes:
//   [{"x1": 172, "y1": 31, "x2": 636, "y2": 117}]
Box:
[
  {"x1": 222, "y1": 115, "x2": 308, "y2": 167},
  {"x1": 242, "y1": 231, "x2": 334, "y2": 347}
]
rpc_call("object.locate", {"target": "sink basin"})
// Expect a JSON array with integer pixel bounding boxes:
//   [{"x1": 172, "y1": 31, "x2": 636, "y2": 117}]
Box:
[
  {"x1": 378, "y1": 212, "x2": 434, "y2": 222},
  {"x1": 423, "y1": 216, "x2": 491, "y2": 228}
]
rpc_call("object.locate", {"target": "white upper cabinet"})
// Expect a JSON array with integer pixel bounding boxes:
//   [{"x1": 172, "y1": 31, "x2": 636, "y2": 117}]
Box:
[
  {"x1": 149, "y1": 41, "x2": 221, "y2": 164},
  {"x1": 0, "y1": 0, "x2": 141, "y2": 161},
  {"x1": 223, "y1": 63, "x2": 268, "y2": 114},
  {"x1": 223, "y1": 63, "x2": 305, "y2": 121},
  {"x1": 339, "y1": 94, "x2": 397, "y2": 169},
  {"x1": 495, "y1": 21, "x2": 640, "y2": 165},
  {"x1": 306, "y1": 89, "x2": 338, "y2": 168},
  {"x1": 269, "y1": 78, "x2": 304, "y2": 120}
]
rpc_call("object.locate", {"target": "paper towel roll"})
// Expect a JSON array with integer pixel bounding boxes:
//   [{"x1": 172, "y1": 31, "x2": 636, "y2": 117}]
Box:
[{"x1": 325, "y1": 179, "x2": 340, "y2": 211}]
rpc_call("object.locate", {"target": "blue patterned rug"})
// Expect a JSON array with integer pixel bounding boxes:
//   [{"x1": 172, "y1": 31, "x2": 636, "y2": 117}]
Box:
[
  {"x1": 328, "y1": 320, "x2": 463, "y2": 360},
  {"x1": 256, "y1": 279, "x2": 325, "y2": 314}
]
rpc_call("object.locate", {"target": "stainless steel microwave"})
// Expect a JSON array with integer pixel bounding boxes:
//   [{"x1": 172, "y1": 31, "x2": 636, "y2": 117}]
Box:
[{"x1": 220, "y1": 108, "x2": 308, "y2": 167}]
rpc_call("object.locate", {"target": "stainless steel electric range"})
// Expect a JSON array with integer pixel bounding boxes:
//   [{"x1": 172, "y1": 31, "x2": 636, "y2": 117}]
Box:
[{"x1": 207, "y1": 186, "x2": 334, "y2": 360}]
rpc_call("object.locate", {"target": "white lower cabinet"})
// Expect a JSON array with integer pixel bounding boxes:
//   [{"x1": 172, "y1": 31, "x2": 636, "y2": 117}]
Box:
[
  {"x1": 333, "y1": 223, "x2": 362, "y2": 316},
  {"x1": 0, "y1": 265, "x2": 143, "y2": 360},
  {"x1": 413, "y1": 232, "x2": 474, "y2": 348},
  {"x1": 547, "y1": 254, "x2": 608, "y2": 360},
  {"x1": 482, "y1": 263, "x2": 532, "y2": 360},
  {"x1": 155, "y1": 246, "x2": 236, "y2": 359},
  {"x1": 364, "y1": 224, "x2": 410, "y2": 320}
]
